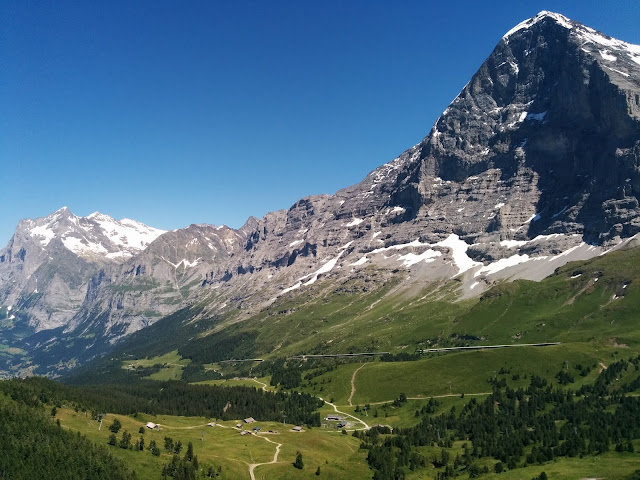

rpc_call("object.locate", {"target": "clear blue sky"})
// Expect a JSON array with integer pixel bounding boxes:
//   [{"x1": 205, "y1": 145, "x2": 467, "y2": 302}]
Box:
[{"x1": 2, "y1": 1, "x2": 640, "y2": 243}]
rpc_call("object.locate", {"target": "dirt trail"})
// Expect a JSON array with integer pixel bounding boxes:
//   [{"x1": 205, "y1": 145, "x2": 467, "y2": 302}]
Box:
[
  {"x1": 348, "y1": 364, "x2": 366, "y2": 406},
  {"x1": 251, "y1": 378, "x2": 269, "y2": 391},
  {"x1": 161, "y1": 423, "x2": 209, "y2": 430},
  {"x1": 248, "y1": 436, "x2": 282, "y2": 480},
  {"x1": 367, "y1": 392, "x2": 491, "y2": 405}
]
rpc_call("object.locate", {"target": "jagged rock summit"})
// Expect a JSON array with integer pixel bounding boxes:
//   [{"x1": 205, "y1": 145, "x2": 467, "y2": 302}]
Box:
[
  {"x1": 372, "y1": 10, "x2": 640, "y2": 244},
  {"x1": 1, "y1": 12, "x2": 640, "y2": 376}
]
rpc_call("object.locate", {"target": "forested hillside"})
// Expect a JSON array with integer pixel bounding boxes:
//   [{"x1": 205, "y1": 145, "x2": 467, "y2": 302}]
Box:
[{"x1": 0, "y1": 391, "x2": 136, "y2": 480}]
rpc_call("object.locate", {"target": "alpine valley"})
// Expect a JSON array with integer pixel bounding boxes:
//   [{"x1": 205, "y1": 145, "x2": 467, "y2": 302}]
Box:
[{"x1": 3, "y1": 11, "x2": 640, "y2": 480}]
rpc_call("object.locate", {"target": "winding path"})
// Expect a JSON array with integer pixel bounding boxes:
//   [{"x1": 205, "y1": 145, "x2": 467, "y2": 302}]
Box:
[
  {"x1": 251, "y1": 378, "x2": 270, "y2": 391},
  {"x1": 348, "y1": 364, "x2": 366, "y2": 406},
  {"x1": 248, "y1": 435, "x2": 282, "y2": 480}
]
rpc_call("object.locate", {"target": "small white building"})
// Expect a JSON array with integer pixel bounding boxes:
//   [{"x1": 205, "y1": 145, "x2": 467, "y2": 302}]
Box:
[{"x1": 145, "y1": 422, "x2": 159, "y2": 429}]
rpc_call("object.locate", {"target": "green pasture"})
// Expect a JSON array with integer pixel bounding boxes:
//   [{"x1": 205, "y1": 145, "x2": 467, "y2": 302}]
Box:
[
  {"x1": 56, "y1": 405, "x2": 371, "y2": 480},
  {"x1": 301, "y1": 342, "x2": 624, "y2": 405},
  {"x1": 121, "y1": 350, "x2": 190, "y2": 380}
]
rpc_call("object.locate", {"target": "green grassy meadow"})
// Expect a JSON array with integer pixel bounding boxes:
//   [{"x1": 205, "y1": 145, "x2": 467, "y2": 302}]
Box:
[
  {"x1": 56, "y1": 406, "x2": 371, "y2": 479},
  {"x1": 121, "y1": 350, "x2": 191, "y2": 380},
  {"x1": 298, "y1": 342, "x2": 619, "y2": 405}
]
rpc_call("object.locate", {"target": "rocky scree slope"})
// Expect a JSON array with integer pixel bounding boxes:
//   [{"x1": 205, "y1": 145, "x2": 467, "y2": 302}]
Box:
[{"x1": 2, "y1": 12, "x2": 640, "y2": 376}]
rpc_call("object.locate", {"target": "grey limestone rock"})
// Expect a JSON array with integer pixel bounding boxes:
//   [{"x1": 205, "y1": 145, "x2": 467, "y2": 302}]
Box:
[{"x1": 2, "y1": 12, "x2": 640, "y2": 375}]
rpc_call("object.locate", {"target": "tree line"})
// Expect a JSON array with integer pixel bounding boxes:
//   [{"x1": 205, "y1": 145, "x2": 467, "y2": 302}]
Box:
[{"x1": 0, "y1": 376, "x2": 323, "y2": 426}]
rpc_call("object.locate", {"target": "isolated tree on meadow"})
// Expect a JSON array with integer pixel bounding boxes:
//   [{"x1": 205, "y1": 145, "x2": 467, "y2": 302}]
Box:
[
  {"x1": 119, "y1": 430, "x2": 131, "y2": 449},
  {"x1": 184, "y1": 441, "x2": 194, "y2": 462},
  {"x1": 150, "y1": 439, "x2": 161, "y2": 456},
  {"x1": 109, "y1": 418, "x2": 122, "y2": 433},
  {"x1": 164, "y1": 436, "x2": 174, "y2": 452}
]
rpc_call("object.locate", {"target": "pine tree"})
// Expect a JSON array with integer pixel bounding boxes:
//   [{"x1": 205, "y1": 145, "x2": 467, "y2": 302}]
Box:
[
  {"x1": 164, "y1": 436, "x2": 174, "y2": 452},
  {"x1": 441, "y1": 448, "x2": 450, "y2": 465},
  {"x1": 109, "y1": 418, "x2": 122, "y2": 433},
  {"x1": 149, "y1": 439, "x2": 160, "y2": 456},
  {"x1": 294, "y1": 451, "x2": 304, "y2": 469},
  {"x1": 119, "y1": 430, "x2": 131, "y2": 449},
  {"x1": 184, "y1": 441, "x2": 194, "y2": 462}
]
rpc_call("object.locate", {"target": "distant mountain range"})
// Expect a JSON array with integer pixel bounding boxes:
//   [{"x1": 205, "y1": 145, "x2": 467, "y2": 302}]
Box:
[{"x1": 1, "y1": 11, "x2": 640, "y2": 377}]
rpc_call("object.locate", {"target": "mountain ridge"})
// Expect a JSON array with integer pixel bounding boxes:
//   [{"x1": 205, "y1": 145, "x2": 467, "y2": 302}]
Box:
[{"x1": 2, "y1": 11, "x2": 640, "y2": 376}]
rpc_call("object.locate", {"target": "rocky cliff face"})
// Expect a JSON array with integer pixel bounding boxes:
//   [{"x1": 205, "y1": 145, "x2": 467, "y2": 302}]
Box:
[
  {"x1": 202, "y1": 11, "x2": 640, "y2": 302},
  {"x1": 2, "y1": 12, "x2": 640, "y2": 376},
  {"x1": 399, "y1": 11, "x2": 640, "y2": 244},
  {"x1": 65, "y1": 223, "x2": 246, "y2": 338}
]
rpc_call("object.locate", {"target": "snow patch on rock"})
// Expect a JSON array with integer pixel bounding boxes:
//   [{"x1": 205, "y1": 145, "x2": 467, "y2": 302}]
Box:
[{"x1": 345, "y1": 218, "x2": 364, "y2": 227}]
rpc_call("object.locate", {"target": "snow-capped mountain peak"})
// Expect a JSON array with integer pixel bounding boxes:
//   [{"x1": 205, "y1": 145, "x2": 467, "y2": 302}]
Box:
[
  {"x1": 85, "y1": 213, "x2": 166, "y2": 257},
  {"x1": 503, "y1": 10, "x2": 640, "y2": 68},
  {"x1": 22, "y1": 208, "x2": 166, "y2": 260},
  {"x1": 503, "y1": 11, "x2": 574, "y2": 40}
]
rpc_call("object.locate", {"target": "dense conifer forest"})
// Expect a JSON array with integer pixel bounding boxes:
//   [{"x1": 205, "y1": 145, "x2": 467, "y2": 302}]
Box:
[
  {"x1": 0, "y1": 377, "x2": 323, "y2": 426},
  {"x1": 0, "y1": 392, "x2": 136, "y2": 480},
  {"x1": 355, "y1": 356, "x2": 640, "y2": 479}
]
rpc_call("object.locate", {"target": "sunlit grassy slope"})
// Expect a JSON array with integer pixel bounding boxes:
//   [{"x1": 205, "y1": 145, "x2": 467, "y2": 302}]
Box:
[
  {"x1": 300, "y1": 342, "x2": 619, "y2": 405},
  {"x1": 56, "y1": 406, "x2": 370, "y2": 479},
  {"x1": 170, "y1": 244, "x2": 640, "y2": 366}
]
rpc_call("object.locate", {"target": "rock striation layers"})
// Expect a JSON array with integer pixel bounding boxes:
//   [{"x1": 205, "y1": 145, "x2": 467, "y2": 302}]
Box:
[{"x1": 1, "y1": 12, "x2": 640, "y2": 376}]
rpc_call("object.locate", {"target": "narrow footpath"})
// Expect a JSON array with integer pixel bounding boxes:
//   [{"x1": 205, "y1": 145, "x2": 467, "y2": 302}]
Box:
[
  {"x1": 251, "y1": 378, "x2": 270, "y2": 391},
  {"x1": 348, "y1": 364, "x2": 366, "y2": 407},
  {"x1": 248, "y1": 436, "x2": 282, "y2": 480}
]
